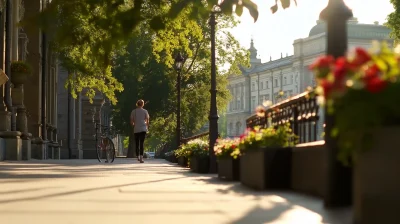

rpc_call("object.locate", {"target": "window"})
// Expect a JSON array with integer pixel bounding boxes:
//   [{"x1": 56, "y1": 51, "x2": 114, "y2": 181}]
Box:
[
  {"x1": 275, "y1": 79, "x2": 278, "y2": 87},
  {"x1": 260, "y1": 82, "x2": 263, "y2": 89},
  {"x1": 251, "y1": 96, "x2": 256, "y2": 109},
  {"x1": 266, "y1": 81, "x2": 269, "y2": 89},
  {"x1": 284, "y1": 77, "x2": 287, "y2": 85},
  {"x1": 251, "y1": 82, "x2": 255, "y2": 91},
  {"x1": 237, "y1": 99, "x2": 241, "y2": 110}
]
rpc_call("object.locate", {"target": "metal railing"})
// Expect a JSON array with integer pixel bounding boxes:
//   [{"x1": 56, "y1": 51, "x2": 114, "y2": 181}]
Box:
[
  {"x1": 181, "y1": 131, "x2": 209, "y2": 144},
  {"x1": 246, "y1": 91, "x2": 321, "y2": 144}
]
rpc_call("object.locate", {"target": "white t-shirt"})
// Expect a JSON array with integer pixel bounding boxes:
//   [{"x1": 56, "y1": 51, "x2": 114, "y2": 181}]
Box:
[{"x1": 131, "y1": 108, "x2": 149, "y2": 133}]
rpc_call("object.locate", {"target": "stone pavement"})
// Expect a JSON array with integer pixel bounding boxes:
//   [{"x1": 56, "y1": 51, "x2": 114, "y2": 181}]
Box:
[{"x1": 0, "y1": 158, "x2": 351, "y2": 224}]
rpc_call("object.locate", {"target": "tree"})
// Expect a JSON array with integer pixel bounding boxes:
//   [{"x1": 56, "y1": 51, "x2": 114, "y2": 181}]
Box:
[
  {"x1": 29, "y1": 0, "x2": 295, "y2": 104},
  {"x1": 386, "y1": 0, "x2": 400, "y2": 43},
  {"x1": 111, "y1": 5, "x2": 249, "y2": 153}
]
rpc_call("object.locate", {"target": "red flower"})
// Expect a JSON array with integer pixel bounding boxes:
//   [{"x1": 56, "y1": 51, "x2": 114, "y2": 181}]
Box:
[
  {"x1": 364, "y1": 64, "x2": 380, "y2": 80},
  {"x1": 230, "y1": 145, "x2": 236, "y2": 149},
  {"x1": 309, "y1": 55, "x2": 335, "y2": 70},
  {"x1": 362, "y1": 64, "x2": 386, "y2": 93},
  {"x1": 320, "y1": 79, "x2": 334, "y2": 97},
  {"x1": 352, "y1": 48, "x2": 371, "y2": 66},
  {"x1": 333, "y1": 57, "x2": 349, "y2": 81},
  {"x1": 365, "y1": 77, "x2": 387, "y2": 93}
]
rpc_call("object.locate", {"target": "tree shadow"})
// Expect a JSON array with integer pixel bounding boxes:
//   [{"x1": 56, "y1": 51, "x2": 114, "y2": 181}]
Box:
[
  {"x1": 190, "y1": 175, "x2": 352, "y2": 224},
  {"x1": 0, "y1": 176, "x2": 186, "y2": 204}
]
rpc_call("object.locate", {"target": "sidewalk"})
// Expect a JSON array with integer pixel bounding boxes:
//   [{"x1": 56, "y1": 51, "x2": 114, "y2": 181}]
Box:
[{"x1": 0, "y1": 158, "x2": 351, "y2": 224}]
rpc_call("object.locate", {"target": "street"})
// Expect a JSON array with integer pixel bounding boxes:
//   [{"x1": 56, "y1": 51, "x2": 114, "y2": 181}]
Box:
[{"x1": 0, "y1": 159, "x2": 351, "y2": 224}]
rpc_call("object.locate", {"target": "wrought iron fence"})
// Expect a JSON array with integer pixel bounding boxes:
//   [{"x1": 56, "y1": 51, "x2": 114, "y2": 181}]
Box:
[
  {"x1": 246, "y1": 91, "x2": 321, "y2": 144},
  {"x1": 181, "y1": 131, "x2": 209, "y2": 144}
]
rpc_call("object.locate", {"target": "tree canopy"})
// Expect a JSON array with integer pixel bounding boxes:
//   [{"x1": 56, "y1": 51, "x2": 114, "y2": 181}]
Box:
[
  {"x1": 27, "y1": 0, "x2": 296, "y2": 104},
  {"x1": 111, "y1": 5, "x2": 249, "y2": 151},
  {"x1": 387, "y1": 0, "x2": 400, "y2": 43}
]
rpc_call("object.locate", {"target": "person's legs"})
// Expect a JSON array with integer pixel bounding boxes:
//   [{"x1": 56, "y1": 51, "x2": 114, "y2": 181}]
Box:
[
  {"x1": 139, "y1": 132, "x2": 146, "y2": 162},
  {"x1": 134, "y1": 132, "x2": 140, "y2": 160}
]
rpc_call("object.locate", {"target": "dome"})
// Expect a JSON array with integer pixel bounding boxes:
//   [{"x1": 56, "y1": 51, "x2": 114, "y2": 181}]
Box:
[
  {"x1": 309, "y1": 20, "x2": 326, "y2": 36},
  {"x1": 308, "y1": 18, "x2": 391, "y2": 39}
]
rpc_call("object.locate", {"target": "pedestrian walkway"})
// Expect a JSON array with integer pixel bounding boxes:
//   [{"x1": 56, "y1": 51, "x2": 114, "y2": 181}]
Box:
[{"x1": 0, "y1": 158, "x2": 351, "y2": 224}]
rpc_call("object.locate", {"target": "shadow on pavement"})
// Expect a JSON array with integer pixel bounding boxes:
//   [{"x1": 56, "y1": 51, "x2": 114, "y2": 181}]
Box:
[{"x1": 0, "y1": 176, "x2": 186, "y2": 204}]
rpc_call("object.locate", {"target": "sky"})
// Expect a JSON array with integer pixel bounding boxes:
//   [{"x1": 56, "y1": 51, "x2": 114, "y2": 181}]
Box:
[{"x1": 229, "y1": 0, "x2": 395, "y2": 63}]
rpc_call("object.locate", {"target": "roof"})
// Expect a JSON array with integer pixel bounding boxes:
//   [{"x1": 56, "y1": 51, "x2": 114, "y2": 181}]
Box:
[{"x1": 309, "y1": 19, "x2": 391, "y2": 39}]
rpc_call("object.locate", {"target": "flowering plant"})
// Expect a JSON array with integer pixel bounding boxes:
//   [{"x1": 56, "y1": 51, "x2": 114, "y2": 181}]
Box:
[
  {"x1": 11, "y1": 61, "x2": 32, "y2": 74},
  {"x1": 174, "y1": 139, "x2": 209, "y2": 158},
  {"x1": 214, "y1": 138, "x2": 241, "y2": 159},
  {"x1": 238, "y1": 124, "x2": 296, "y2": 152},
  {"x1": 310, "y1": 41, "x2": 400, "y2": 164}
]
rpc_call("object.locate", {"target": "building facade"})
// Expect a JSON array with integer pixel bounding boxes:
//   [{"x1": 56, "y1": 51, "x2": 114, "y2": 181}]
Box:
[
  {"x1": 0, "y1": 0, "x2": 60, "y2": 160},
  {"x1": 226, "y1": 18, "x2": 393, "y2": 138}
]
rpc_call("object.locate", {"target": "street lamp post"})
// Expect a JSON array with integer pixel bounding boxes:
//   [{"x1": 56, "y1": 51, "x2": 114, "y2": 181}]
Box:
[
  {"x1": 320, "y1": 0, "x2": 353, "y2": 208},
  {"x1": 174, "y1": 53, "x2": 184, "y2": 148},
  {"x1": 208, "y1": 8, "x2": 220, "y2": 173}
]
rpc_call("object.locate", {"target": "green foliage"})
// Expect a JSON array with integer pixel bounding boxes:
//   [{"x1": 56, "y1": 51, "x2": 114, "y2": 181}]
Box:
[
  {"x1": 239, "y1": 124, "x2": 296, "y2": 152},
  {"x1": 111, "y1": 3, "x2": 247, "y2": 151},
  {"x1": 386, "y1": 0, "x2": 400, "y2": 42},
  {"x1": 11, "y1": 61, "x2": 32, "y2": 74},
  {"x1": 123, "y1": 136, "x2": 129, "y2": 148},
  {"x1": 27, "y1": 0, "x2": 296, "y2": 105},
  {"x1": 175, "y1": 139, "x2": 209, "y2": 158}
]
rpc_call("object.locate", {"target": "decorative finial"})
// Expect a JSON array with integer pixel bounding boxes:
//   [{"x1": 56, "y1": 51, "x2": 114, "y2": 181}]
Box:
[
  {"x1": 281, "y1": 53, "x2": 283, "y2": 58},
  {"x1": 270, "y1": 56, "x2": 272, "y2": 61}
]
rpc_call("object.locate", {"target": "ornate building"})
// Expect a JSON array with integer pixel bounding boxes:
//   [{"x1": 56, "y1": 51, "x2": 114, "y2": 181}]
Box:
[
  {"x1": 226, "y1": 18, "x2": 393, "y2": 138},
  {"x1": 0, "y1": 0, "x2": 60, "y2": 160}
]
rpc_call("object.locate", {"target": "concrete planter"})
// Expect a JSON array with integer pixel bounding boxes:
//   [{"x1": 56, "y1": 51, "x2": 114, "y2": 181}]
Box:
[
  {"x1": 218, "y1": 157, "x2": 240, "y2": 181},
  {"x1": 190, "y1": 156, "x2": 209, "y2": 173},
  {"x1": 165, "y1": 154, "x2": 178, "y2": 163},
  {"x1": 11, "y1": 72, "x2": 30, "y2": 86},
  {"x1": 353, "y1": 127, "x2": 400, "y2": 224},
  {"x1": 177, "y1": 156, "x2": 188, "y2": 167},
  {"x1": 240, "y1": 147, "x2": 292, "y2": 190}
]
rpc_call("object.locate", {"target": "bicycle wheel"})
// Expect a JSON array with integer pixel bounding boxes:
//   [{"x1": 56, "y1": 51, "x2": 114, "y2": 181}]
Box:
[
  {"x1": 96, "y1": 137, "x2": 106, "y2": 163},
  {"x1": 104, "y1": 137, "x2": 116, "y2": 163}
]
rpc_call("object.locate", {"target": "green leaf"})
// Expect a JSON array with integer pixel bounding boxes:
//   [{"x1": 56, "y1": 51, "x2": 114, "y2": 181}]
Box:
[
  {"x1": 149, "y1": 0, "x2": 161, "y2": 6},
  {"x1": 270, "y1": 4, "x2": 278, "y2": 14},
  {"x1": 242, "y1": 0, "x2": 258, "y2": 22},
  {"x1": 150, "y1": 16, "x2": 165, "y2": 30},
  {"x1": 280, "y1": 0, "x2": 291, "y2": 9},
  {"x1": 220, "y1": 0, "x2": 234, "y2": 14},
  {"x1": 235, "y1": 4, "x2": 243, "y2": 17}
]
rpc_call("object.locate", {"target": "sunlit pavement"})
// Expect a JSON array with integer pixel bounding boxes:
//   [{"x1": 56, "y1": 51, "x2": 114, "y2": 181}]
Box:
[{"x1": 0, "y1": 158, "x2": 351, "y2": 224}]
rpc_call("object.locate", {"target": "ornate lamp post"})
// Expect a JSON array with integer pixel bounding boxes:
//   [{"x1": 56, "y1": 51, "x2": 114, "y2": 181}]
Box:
[
  {"x1": 174, "y1": 53, "x2": 184, "y2": 148},
  {"x1": 208, "y1": 6, "x2": 221, "y2": 173},
  {"x1": 320, "y1": 0, "x2": 353, "y2": 207}
]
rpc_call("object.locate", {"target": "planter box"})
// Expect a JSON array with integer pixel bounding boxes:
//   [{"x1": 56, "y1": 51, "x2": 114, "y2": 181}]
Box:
[
  {"x1": 190, "y1": 156, "x2": 209, "y2": 173},
  {"x1": 240, "y1": 147, "x2": 292, "y2": 190},
  {"x1": 353, "y1": 127, "x2": 400, "y2": 224},
  {"x1": 177, "y1": 156, "x2": 188, "y2": 167},
  {"x1": 170, "y1": 154, "x2": 178, "y2": 163},
  {"x1": 218, "y1": 157, "x2": 240, "y2": 181}
]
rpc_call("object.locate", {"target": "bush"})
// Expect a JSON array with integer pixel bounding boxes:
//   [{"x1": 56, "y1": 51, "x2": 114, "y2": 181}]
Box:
[{"x1": 11, "y1": 61, "x2": 32, "y2": 74}]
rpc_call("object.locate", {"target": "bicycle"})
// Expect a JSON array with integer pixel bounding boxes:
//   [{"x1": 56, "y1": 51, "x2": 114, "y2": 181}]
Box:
[{"x1": 94, "y1": 123, "x2": 116, "y2": 163}]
